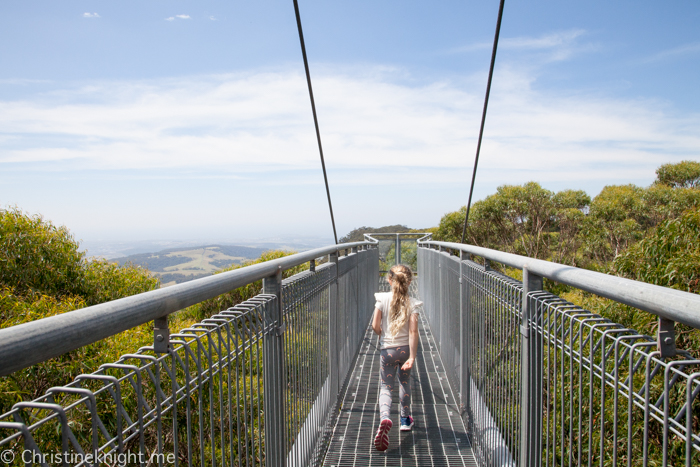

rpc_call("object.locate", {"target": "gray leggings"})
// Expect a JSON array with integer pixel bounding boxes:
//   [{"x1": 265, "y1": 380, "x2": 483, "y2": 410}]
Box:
[{"x1": 379, "y1": 345, "x2": 411, "y2": 420}]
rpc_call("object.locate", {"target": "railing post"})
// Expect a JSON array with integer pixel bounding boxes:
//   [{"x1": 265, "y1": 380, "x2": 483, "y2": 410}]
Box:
[
  {"x1": 438, "y1": 246, "x2": 445, "y2": 352},
  {"x1": 459, "y1": 250, "x2": 470, "y2": 420},
  {"x1": 263, "y1": 266, "x2": 286, "y2": 467},
  {"x1": 396, "y1": 234, "x2": 401, "y2": 265},
  {"x1": 153, "y1": 316, "x2": 169, "y2": 354},
  {"x1": 519, "y1": 266, "x2": 543, "y2": 467},
  {"x1": 329, "y1": 251, "x2": 340, "y2": 397},
  {"x1": 657, "y1": 317, "x2": 677, "y2": 358}
]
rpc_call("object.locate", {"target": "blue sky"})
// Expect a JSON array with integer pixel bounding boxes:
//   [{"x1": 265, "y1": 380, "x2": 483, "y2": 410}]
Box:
[{"x1": 1, "y1": 1, "x2": 699, "y2": 246}]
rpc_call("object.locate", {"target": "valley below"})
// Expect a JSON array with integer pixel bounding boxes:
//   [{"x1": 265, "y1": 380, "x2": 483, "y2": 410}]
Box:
[{"x1": 113, "y1": 244, "x2": 268, "y2": 286}]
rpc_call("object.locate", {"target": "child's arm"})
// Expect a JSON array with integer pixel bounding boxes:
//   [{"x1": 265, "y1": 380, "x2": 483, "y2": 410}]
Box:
[
  {"x1": 372, "y1": 308, "x2": 383, "y2": 335},
  {"x1": 401, "y1": 313, "x2": 419, "y2": 370}
]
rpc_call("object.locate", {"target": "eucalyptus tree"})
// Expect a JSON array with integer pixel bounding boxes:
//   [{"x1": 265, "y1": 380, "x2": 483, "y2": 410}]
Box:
[{"x1": 654, "y1": 160, "x2": 700, "y2": 188}]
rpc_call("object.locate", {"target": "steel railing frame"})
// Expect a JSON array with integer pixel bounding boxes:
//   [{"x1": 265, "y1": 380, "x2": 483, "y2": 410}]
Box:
[
  {"x1": 0, "y1": 241, "x2": 379, "y2": 467},
  {"x1": 364, "y1": 232, "x2": 431, "y2": 274},
  {"x1": 418, "y1": 240, "x2": 700, "y2": 330},
  {"x1": 0, "y1": 240, "x2": 376, "y2": 377},
  {"x1": 418, "y1": 240, "x2": 700, "y2": 467},
  {"x1": 4, "y1": 233, "x2": 698, "y2": 466}
]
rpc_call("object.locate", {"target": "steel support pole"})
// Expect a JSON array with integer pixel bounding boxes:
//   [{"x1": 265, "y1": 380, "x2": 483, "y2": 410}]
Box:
[
  {"x1": 329, "y1": 252, "x2": 340, "y2": 397},
  {"x1": 263, "y1": 267, "x2": 286, "y2": 467},
  {"x1": 396, "y1": 234, "x2": 401, "y2": 266},
  {"x1": 465, "y1": 254, "x2": 473, "y2": 427},
  {"x1": 519, "y1": 266, "x2": 543, "y2": 467},
  {"x1": 459, "y1": 251, "x2": 468, "y2": 419},
  {"x1": 438, "y1": 250, "x2": 445, "y2": 353}
]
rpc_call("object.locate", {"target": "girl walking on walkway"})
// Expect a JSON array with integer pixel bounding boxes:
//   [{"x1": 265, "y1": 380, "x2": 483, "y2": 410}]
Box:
[{"x1": 371, "y1": 264, "x2": 422, "y2": 451}]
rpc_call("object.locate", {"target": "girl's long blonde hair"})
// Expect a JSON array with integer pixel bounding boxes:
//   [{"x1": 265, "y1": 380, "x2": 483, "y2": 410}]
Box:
[{"x1": 387, "y1": 264, "x2": 413, "y2": 337}]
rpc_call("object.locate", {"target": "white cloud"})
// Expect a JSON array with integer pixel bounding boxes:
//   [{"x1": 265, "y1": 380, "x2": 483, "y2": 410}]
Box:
[
  {"x1": 448, "y1": 29, "x2": 591, "y2": 62},
  {"x1": 82, "y1": 12, "x2": 100, "y2": 19},
  {"x1": 641, "y1": 42, "x2": 700, "y2": 64},
  {"x1": 0, "y1": 65, "x2": 698, "y2": 191},
  {"x1": 450, "y1": 30, "x2": 585, "y2": 52},
  {"x1": 500, "y1": 30, "x2": 586, "y2": 50},
  {"x1": 3, "y1": 53, "x2": 699, "y2": 239},
  {"x1": 209, "y1": 16, "x2": 217, "y2": 21},
  {"x1": 166, "y1": 14, "x2": 190, "y2": 21}
]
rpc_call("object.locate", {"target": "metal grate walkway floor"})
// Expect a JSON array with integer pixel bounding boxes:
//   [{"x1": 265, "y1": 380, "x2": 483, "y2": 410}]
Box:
[{"x1": 322, "y1": 310, "x2": 477, "y2": 466}]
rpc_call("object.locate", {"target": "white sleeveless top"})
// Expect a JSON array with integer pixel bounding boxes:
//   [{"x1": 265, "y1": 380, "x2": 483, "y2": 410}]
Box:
[{"x1": 374, "y1": 292, "x2": 422, "y2": 349}]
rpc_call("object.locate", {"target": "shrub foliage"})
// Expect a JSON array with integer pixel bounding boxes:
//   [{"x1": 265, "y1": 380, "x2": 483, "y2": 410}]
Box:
[{"x1": 0, "y1": 207, "x2": 305, "y2": 416}]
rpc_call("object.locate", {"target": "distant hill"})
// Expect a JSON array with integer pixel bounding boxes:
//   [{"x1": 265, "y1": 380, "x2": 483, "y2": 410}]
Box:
[{"x1": 114, "y1": 245, "x2": 268, "y2": 286}]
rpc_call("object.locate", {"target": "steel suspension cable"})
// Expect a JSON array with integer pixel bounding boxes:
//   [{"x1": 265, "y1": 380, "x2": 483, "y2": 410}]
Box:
[
  {"x1": 292, "y1": 0, "x2": 339, "y2": 244},
  {"x1": 461, "y1": 0, "x2": 506, "y2": 244}
]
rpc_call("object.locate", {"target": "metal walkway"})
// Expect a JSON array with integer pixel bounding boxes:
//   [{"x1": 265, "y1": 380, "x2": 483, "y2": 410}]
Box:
[
  {"x1": 4, "y1": 238, "x2": 699, "y2": 466},
  {"x1": 322, "y1": 311, "x2": 477, "y2": 466}
]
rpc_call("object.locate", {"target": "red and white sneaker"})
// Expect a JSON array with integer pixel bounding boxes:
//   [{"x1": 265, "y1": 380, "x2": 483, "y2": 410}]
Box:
[{"x1": 374, "y1": 418, "x2": 392, "y2": 451}]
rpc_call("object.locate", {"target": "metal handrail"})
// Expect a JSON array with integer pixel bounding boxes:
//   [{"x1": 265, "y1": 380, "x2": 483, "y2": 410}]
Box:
[
  {"x1": 418, "y1": 240, "x2": 700, "y2": 330},
  {"x1": 0, "y1": 240, "x2": 377, "y2": 376},
  {"x1": 363, "y1": 232, "x2": 430, "y2": 237}
]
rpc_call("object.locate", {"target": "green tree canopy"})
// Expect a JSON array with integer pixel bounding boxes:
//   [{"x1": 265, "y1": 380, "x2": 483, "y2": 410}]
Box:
[
  {"x1": 435, "y1": 182, "x2": 589, "y2": 262},
  {"x1": 614, "y1": 208, "x2": 700, "y2": 293},
  {"x1": 434, "y1": 206, "x2": 467, "y2": 244},
  {"x1": 643, "y1": 183, "x2": 700, "y2": 226},
  {"x1": 550, "y1": 190, "x2": 590, "y2": 265},
  {"x1": 655, "y1": 160, "x2": 700, "y2": 188},
  {"x1": 0, "y1": 207, "x2": 85, "y2": 298},
  {"x1": 579, "y1": 184, "x2": 647, "y2": 264},
  {"x1": 0, "y1": 207, "x2": 160, "y2": 410},
  {"x1": 0, "y1": 207, "x2": 158, "y2": 307}
]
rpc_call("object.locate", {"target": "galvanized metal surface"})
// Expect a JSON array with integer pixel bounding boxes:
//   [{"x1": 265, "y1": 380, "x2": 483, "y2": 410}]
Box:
[
  {"x1": 0, "y1": 247, "x2": 379, "y2": 467},
  {"x1": 321, "y1": 282, "x2": 477, "y2": 467},
  {"x1": 420, "y1": 240, "x2": 700, "y2": 330},
  {"x1": 364, "y1": 233, "x2": 427, "y2": 274},
  {"x1": 418, "y1": 245, "x2": 700, "y2": 467},
  {"x1": 4, "y1": 235, "x2": 700, "y2": 467},
  {"x1": 0, "y1": 241, "x2": 375, "y2": 377},
  {"x1": 3, "y1": 295, "x2": 275, "y2": 467}
]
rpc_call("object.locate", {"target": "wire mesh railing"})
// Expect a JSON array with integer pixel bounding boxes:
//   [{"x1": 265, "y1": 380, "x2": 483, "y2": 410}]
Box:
[
  {"x1": 418, "y1": 242, "x2": 700, "y2": 467},
  {"x1": 3, "y1": 234, "x2": 699, "y2": 467},
  {"x1": 363, "y1": 233, "x2": 430, "y2": 276},
  {"x1": 0, "y1": 244, "x2": 378, "y2": 467},
  {"x1": 1, "y1": 295, "x2": 276, "y2": 467}
]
